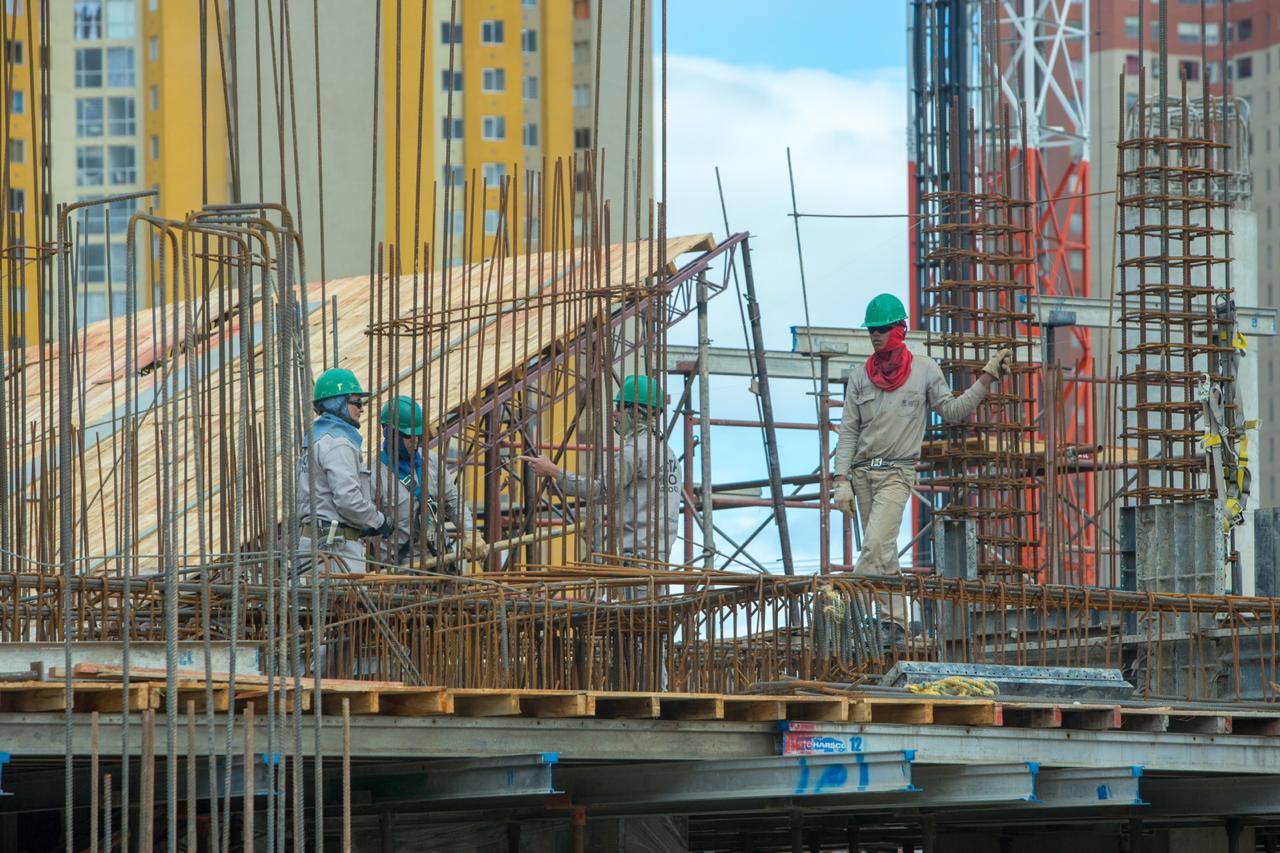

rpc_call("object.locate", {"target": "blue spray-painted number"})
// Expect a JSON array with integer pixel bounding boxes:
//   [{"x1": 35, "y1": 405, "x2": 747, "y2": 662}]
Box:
[
  {"x1": 1096, "y1": 784, "x2": 1111, "y2": 800},
  {"x1": 793, "y1": 758, "x2": 854, "y2": 795},
  {"x1": 179, "y1": 651, "x2": 194, "y2": 667}
]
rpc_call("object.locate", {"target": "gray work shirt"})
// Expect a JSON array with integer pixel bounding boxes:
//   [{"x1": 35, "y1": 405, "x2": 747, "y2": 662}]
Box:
[
  {"x1": 832, "y1": 355, "x2": 988, "y2": 475},
  {"x1": 296, "y1": 432, "x2": 386, "y2": 533},
  {"x1": 372, "y1": 450, "x2": 476, "y2": 560},
  {"x1": 556, "y1": 436, "x2": 683, "y2": 562}
]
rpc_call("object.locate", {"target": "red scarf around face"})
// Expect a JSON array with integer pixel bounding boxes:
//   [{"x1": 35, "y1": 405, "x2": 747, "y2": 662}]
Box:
[{"x1": 865, "y1": 325, "x2": 913, "y2": 392}]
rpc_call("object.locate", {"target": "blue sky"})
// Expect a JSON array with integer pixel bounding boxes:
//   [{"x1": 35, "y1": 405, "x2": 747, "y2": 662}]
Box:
[
  {"x1": 665, "y1": 1, "x2": 906, "y2": 76},
  {"x1": 660, "y1": 3, "x2": 911, "y2": 572}
]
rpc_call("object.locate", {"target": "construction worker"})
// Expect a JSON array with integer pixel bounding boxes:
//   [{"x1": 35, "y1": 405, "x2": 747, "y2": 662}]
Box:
[
  {"x1": 372, "y1": 394, "x2": 489, "y2": 569},
  {"x1": 296, "y1": 367, "x2": 394, "y2": 574},
  {"x1": 831, "y1": 293, "x2": 1012, "y2": 590},
  {"x1": 517, "y1": 375, "x2": 682, "y2": 568}
]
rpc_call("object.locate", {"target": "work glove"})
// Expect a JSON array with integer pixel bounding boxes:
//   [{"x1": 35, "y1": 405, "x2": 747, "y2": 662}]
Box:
[
  {"x1": 376, "y1": 514, "x2": 397, "y2": 540},
  {"x1": 831, "y1": 480, "x2": 856, "y2": 519},
  {"x1": 457, "y1": 531, "x2": 490, "y2": 562},
  {"x1": 982, "y1": 348, "x2": 1014, "y2": 381}
]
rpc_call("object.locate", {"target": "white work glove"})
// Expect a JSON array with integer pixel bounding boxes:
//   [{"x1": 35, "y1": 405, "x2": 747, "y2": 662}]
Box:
[
  {"x1": 831, "y1": 480, "x2": 856, "y2": 519},
  {"x1": 982, "y1": 348, "x2": 1013, "y2": 381},
  {"x1": 457, "y1": 531, "x2": 490, "y2": 562}
]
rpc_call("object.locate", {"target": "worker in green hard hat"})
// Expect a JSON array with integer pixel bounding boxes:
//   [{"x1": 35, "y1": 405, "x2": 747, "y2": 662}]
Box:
[
  {"x1": 296, "y1": 367, "x2": 396, "y2": 574},
  {"x1": 372, "y1": 394, "x2": 489, "y2": 568},
  {"x1": 831, "y1": 294, "x2": 1012, "y2": 614},
  {"x1": 517, "y1": 374, "x2": 682, "y2": 567}
]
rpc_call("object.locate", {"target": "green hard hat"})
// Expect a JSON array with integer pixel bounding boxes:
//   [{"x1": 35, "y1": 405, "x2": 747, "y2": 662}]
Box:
[
  {"x1": 614, "y1": 375, "x2": 663, "y2": 410},
  {"x1": 863, "y1": 293, "x2": 908, "y2": 328},
  {"x1": 380, "y1": 395, "x2": 425, "y2": 436},
  {"x1": 313, "y1": 367, "x2": 368, "y2": 402}
]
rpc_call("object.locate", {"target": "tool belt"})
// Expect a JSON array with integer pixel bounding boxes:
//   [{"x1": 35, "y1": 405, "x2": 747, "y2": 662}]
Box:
[
  {"x1": 851, "y1": 457, "x2": 916, "y2": 471},
  {"x1": 305, "y1": 518, "x2": 365, "y2": 542}
]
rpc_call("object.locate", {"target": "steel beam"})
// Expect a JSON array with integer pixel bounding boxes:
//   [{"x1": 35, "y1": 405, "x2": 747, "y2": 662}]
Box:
[
  {"x1": 348, "y1": 753, "x2": 561, "y2": 805},
  {"x1": 1142, "y1": 775, "x2": 1280, "y2": 816},
  {"x1": 1034, "y1": 766, "x2": 1144, "y2": 808},
  {"x1": 555, "y1": 752, "x2": 915, "y2": 808}
]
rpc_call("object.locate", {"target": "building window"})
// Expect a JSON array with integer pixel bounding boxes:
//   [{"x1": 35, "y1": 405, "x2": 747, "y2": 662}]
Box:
[
  {"x1": 481, "y1": 115, "x2": 505, "y2": 140},
  {"x1": 109, "y1": 242, "x2": 126, "y2": 280},
  {"x1": 442, "y1": 116, "x2": 463, "y2": 140},
  {"x1": 8, "y1": 138, "x2": 23, "y2": 164},
  {"x1": 7, "y1": 188, "x2": 23, "y2": 213},
  {"x1": 79, "y1": 199, "x2": 105, "y2": 235},
  {"x1": 108, "y1": 145, "x2": 135, "y2": 183},
  {"x1": 75, "y1": 48, "x2": 103, "y2": 87},
  {"x1": 6, "y1": 1, "x2": 24, "y2": 15},
  {"x1": 442, "y1": 163, "x2": 464, "y2": 187},
  {"x1": 574, "y1": 171, "x2": 587, "y2": 192},
  {"x1": 77, "y1": 97, "x2": 104, "y2": 136},
  {"x1": 105, "y1": 0, "x2": 136, "y2": 38},
  {"x1": 1124, "y1": 16, "x2": 1139, "y2": 39},
  {"x1": 1206, "y1": 22, "x2": 1220, "y2": 46},
  {"x1": 107, "y1": 96, "x2": 135, "y2": 135},
  {"x1": 148, "y1": 0, "x2": 157, "y2": 10},
  {"x1": 482, "y1": 67, "x2": 505, "y2": 92},
  {"x1": 108, "y1": 196, "x2": 136, "y2": 234},
  {"x1": 74, "y1": 0, "x2": 103, "y2": 40},
  {"x1": 81, "y1": 244, "x2": 106, "y2": 283},
  {"x1": 150, "y1": 135, "x2": 158, "y2": 160},
  {"x1": 522, "y1": 0, "x2": 536, "y2": 5},
  {"x1": 5, "y1": 89, "x2": 20, "y2": 115},
  {"x1": 1238, "y1": 18, "x2": 1253, "y2": 41},
  {"x1": 441, "y1": 69, "x2": 462, "y2": 91},
  {"x1": 6, "y1": 40, "x2": 23, "y2": 64},
  {"x1": 148, "y1": 36, "x2": 158, "y2": 62},
  {"x1": 1176, "y1": 22, "x2": 1200, "y2": 44},
  {"x1": 523, "y1": 75, "x2": 538, "y2": 100},
  {"x1": 480, "y1": 20, "x2": 504, "y2": 44},
  {"x1": 76, "y1": 146, "x2": 104, "y2": 186},
  {"x1": 573, "y1": 40, "x2": 590, "y2": 65},
  {"x1": 1180, "y1": 60, "x2": 1200, "y2": 81},
  {"x1": 1238, "y1": 56, "x2": 1254, "y2": 79},
  {"x1": 523, "y1": 122, "x2": 538, "y2": 146},
  {"x1": 574, "y1": 127, "x2": 590, "y2": 148},
  {"x1": 107, "y1": 47, "x2": 134, "y2": 86},
  {"x1": 1125, "y1": 54, "x2": 1140, "y2": 75},
  {"x1": 440, "y1": 21, "x2": 461, "y2": 44},
  {"x1": 572, "y1": 84, "x2": 589, "y2": 107},
  {"x1": 484, "y1": 210, "x2": 499, "y2": 235},
  {"x1": 1206, "y1": 61, "x2": 1219, "y2": 83},
  {"x1": 482, "y1": 162, "x2": 506, "y2": 185},
  {"x1": 149, "y1": 85, "x2": 158, "y2": 111},
  {"x1": 521, "y1": 29, "x2": 537, "y2": 52}
]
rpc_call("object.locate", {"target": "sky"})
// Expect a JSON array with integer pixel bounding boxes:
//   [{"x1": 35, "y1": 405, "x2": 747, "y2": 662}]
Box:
[{"x1": 658, "y1": 1, "x2": 909, "y2": 573}]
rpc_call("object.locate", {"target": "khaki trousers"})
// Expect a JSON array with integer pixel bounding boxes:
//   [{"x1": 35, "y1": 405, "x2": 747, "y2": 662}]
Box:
[{"x1": 850, "y1": 466, "x2": 914, "y2": 625}]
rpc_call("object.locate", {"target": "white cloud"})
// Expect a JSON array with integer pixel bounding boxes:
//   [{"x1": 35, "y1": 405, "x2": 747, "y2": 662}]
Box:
[{"x1": 658, "y1": 56, "x2": 912, "y2": 571}]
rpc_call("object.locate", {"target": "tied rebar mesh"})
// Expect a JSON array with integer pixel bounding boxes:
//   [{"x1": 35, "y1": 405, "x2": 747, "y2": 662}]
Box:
[{"x1": 1118, "y1": 94, "x2": 1242, "y2": 503}]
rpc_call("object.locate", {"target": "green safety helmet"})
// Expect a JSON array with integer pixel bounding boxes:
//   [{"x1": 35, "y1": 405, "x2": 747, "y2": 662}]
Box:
[
  {"x1": 313, "y1": 367, "x2": 368, "y2": 403},
  {"x1": 863, "y1": 293, "x2": 908, "y2": 328},
  {"x1": 614, "y1": 375, "x2": 663, "y2": 410},
  {"x1": 380, "y1": 395, "x2": 425, "y2": 436}
]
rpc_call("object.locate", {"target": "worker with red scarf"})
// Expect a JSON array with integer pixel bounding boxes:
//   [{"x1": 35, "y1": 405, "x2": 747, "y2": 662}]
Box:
[{"x1": 831, "y1": 293, "x2": 1011, "y2": 589}]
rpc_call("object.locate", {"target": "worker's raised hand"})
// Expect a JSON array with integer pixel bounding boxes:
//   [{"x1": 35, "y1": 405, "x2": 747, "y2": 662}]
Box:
[
  {"x1": 515, "y1": 453, "x2": 561, "y2": 478},
  {"x1": 831, "y1": 480, "x2": 856, "y2": 519},
  {"x1": 982, "y1": 348, "x2": 1014, "y2": 381},
  {"x1": 458, "y1": 530, "x2": 490, "y2": 562}
]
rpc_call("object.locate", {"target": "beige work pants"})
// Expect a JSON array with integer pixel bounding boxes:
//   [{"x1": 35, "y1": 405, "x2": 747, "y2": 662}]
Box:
[{"x1": 850, "y1": 466, "x2": 914, "y2": 625}]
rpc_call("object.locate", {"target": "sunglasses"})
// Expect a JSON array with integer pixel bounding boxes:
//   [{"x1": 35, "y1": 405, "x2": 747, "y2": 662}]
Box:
[
  {"x1": 868, "y1": 325, "x2": 898, "y2": 335},
  {"x1": 348, "y1": 398, "x2": 365, "y2": 409}
]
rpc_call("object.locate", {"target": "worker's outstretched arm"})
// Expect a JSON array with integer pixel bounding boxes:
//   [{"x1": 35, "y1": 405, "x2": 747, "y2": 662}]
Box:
[
  {"x1": 926, "y1": 350, "x2": 1008, "y2": 422},
  {"x1": 831, "y1": 373, "x2": 863, "y2": 476},
  {"x1": 321, "y1": 441, "x2": 386, "y2": 531}
]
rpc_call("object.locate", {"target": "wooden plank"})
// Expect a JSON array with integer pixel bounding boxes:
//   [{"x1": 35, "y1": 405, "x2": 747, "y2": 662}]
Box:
[
  {"x1": 659, "y1": 696, "x2": 724, "y2": 721},
  {"x1": 519, "y1": 693, "x2": 594, "y2": 718},
  {"x1": 377, "y1": 688, "x2": 453, "y2": 717},
  {"x1": 723, "y1": 697, "x2": 787, "y2": 723},
  {"x1": 781, "y1": 697, "x2": 847, "y2": 723},
  {"x1": 849, "y1": 699, "x2": 933, "y2": 725},
  {"x1": 321, "y1": 691, "x2": 379, "y2": 716},
  {"x1": 1119, "y1": 709, "x2": 1169, "y2": 733},
  {"x1": 591, "y1": 693, "x2": 660, "y2": 720},
  {"x1": 450, "y1": 690, "x2": 523, "y2": 717},
  {"x1": 169, "y1": 686, "x2": 231, "y2": 713},
  {"x1": 999, "y1": 703, "x2": 1062, "y2": 729},
  {"x1": 12, "y1": 687, "x2": 68, "y2": 712},
  {"x1": 1167, "y1": 713, "x2": 1231, "y2": 735},
  {"x1": 1060, "y1": 705, "x2": 1121, "y2": 731},
  {"x1": 1228, "y1": 714, "x2": 1280, "y2": 736},
  {"x1": 931, "y1": 700, "x2": 999, "y2": 727},
  {"x1": 80, "y1": 685, "x2": 154, "y2": 714},
  {"x1": 238, "y1": 690, "x2": 311, "y2": 714}
]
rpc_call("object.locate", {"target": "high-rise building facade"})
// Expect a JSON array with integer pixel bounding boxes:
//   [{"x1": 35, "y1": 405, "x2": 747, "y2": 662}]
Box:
[{"x1": 1, "y1": 0, "x2": 650, "y2": 342}]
